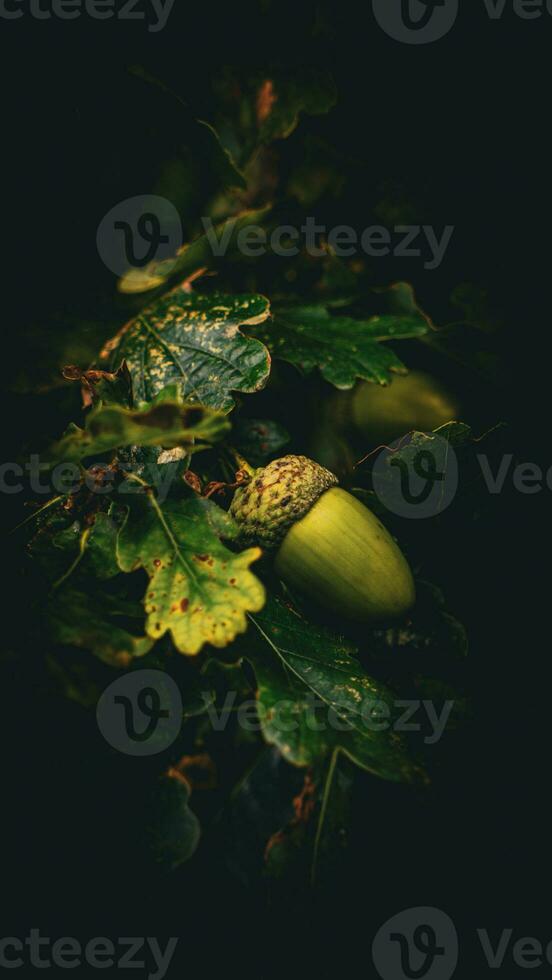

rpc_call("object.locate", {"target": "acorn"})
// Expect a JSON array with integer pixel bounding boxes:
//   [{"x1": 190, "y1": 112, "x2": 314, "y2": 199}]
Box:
[
  {"x1": 230, "y1": 455, "x2": 415, "y2": 625},
  {"x1": 332, "y1": 370, "x2": 460, "y2": 445}
]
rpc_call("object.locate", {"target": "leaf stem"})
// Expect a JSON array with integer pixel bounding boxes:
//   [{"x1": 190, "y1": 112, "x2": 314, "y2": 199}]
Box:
[
  {"x1": 310, "y1": 747, "x2": 340, "y2": 887},
  {"x1": 51, "y1": 527, "x2": 91, "y2": 591},
  {"x1": 227, "y1": 447, "x2": 255, "y2": 477},
  {"x1": 9, "y1": 495, "x2": 65, "y2": 534},
  {"x1": 123, "y1": 471, "x2": 203, "y2": 594}
]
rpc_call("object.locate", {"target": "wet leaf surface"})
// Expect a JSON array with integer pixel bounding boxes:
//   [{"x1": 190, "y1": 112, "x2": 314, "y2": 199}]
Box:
[
  {"x1": 101, "y1": 287, "x2": 271, "y2": 410},
  {"x1": 250, "y1": 286, "x2": 429, "y2": 388}
]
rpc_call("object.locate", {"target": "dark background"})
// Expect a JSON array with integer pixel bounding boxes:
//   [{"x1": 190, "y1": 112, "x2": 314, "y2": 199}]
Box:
[{"x1": 1, "y1": 2, "x2": 547, "y2": 976}]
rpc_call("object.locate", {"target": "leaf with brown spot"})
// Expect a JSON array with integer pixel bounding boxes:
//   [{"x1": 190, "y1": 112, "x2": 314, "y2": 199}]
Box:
[
  {"x1": 47, "y1": 385, "x2": 229, "y2": 464},
  {"x1": 213, "y1": 67, "x2": 336, "y2": 169},
  {"x1": 116, "y1": 495, "x2": 265, "y2": 656},
  {"x1": 63, "y1": 361, "x2": 132, "y2": 409}
]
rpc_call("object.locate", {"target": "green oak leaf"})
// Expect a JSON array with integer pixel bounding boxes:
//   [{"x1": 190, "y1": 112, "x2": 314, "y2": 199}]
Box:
[
  {"x1": 117, "y1": 206, "x2": 271, "y2": 295},
  {"x1": 47, "y1": 586, "x2": 153, "y2": 668},
  {"x1": 368, "y1": 421, "x2": 473, "y2": 519},
  {"x1": 101, "y1": 288, "x2": 272, "y2": 411},
  {"x1": 116, "y1": 494, "x2": 265, "y2": 656},
  {"x1": 29, "y1": 498, "x2": 152, "y2": 666},
  {"x1": 264, "y1": 754, "x2": 355, "y2": 886},
  {"x1": 372, "y1": 579, "x2": 469, "y2": 664},
  {"x1": 143, "y1": 770, "x2": 201, "y2": 871},
  {"x1": 421, "y1": 285, "x2": 506, "y2": 383},
  {"x1": 232, "y1": 418, "x2": 290, "y2": 466},
  {"x1": 85, "y1": 507, "x2": 125, "y2": 580},
  {"x1": 246, "y1": 596, "x2": 426, "y2": 784},
  {"x1": 367, "y1": 420, "x2": 472, "y2": 479},
  {"x1": 250, "y1": 297, "x2": 428, "y2": 388},
  {"x1": 27, "y1": 496, "x2": 121, "y2": 585},
  {"x1": 128, "y1": 64, "x2": 245, "y2": 191},
  {"x1": 48, "y1": 386, "x2": 229, "y2": 463},
  {"x1": 117, "y1": 444, "x2": 191, "y2": 501},
  {"x1": 213, "y1": 68, "x2": 337, "y2": 168}
]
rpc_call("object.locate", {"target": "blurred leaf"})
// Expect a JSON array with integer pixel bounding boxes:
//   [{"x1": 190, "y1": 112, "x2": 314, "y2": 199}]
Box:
[
  {"x1": 9, "y1": 312, "x2": 121, "y2": 395},
  {"x1": 422, "y1": 283, "x2": 507, "y2": 382},
  {"x1": 101, "y1": 287, "x2": 272, "y2": 411},
  {"x1": 450, "y1": 282, "x2": 502, "y2": 333},
  {"x1": 27, "y1": 492, "x2": 118, "y2": 584},
  {"x1": 117, "y1": 207, "x2": 271, "y2": 294},
  {"x1": 264, "y1": 770, "x2": 318, "y2": 881},
  {"x1": 128, "y1": 64, "x2": 245, "y2": 192},
  {"x1": 48, "y1": 386, "x2": 229, "y2": 464},
  {"x1": 412, "y1": 677, "x2": 472, "y2": 731},
  {"x1": 265, "y1": 750, "x2": 355, "y2": 886},
  {"x1": 45, "y1": 651, "x2": 107, "y2": 709},
  {"x1": 359, "y1": 420, "x2": 506, "y2": 528},
  {"x1": 286, "y1": 135, "x2": 346, "y2": 208},
  {"x1": 232, "y1": 418, "x2": 290, "y2": 466},
  {"x1": 213, "y1": 68, "x2": 337, "y2": 168},
  {"x1": 85, "y1": 507, "x2": 124, "y2": 580},
  {"x1": 310, "y1": 752, "x2": 355, "y2": 884},
  {"x1": 143, "y1": 769, "x2": 201, "y2": 870},
  {"x1": 367, "y1": 421, "x2": 472, "y2": 519},
  {"x1": 117, "y1": 494, "x2": 265, "y2": 656},
  {"x1": 47, "y1": 586, "x2": 153, "y2": 668},
  {"x1": 371, "y1": 579, "x2": 468, "y2": 665}
]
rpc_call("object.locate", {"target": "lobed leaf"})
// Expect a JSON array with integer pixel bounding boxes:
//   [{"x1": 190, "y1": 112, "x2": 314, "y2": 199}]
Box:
[
  {"x1": 117, "y1": 494, "x2": 265, "y2": 656},
  {"x1": 246, "y1": 596, "x2": 426, "y2": 783},
  {"x1": 213, "y1": 68, "x2": 337, "y2": 168},
  {"x1": 48, "y1": 387, "x2": 229, "y2": 464},
  {"x1": 101, "y1": 287, "x2": 272, "y2": 411},
  {"x1": 47, "y1": 587, "x2": 153, "y2": 668},
  {"x1": 250, "y1": 291, "x2": 429, "y2": 388}
]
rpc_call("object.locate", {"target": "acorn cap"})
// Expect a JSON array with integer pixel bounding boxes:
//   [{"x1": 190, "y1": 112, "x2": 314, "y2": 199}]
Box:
[{"x1": 229, "y1": 454, "x2": 338, "y2": 550}]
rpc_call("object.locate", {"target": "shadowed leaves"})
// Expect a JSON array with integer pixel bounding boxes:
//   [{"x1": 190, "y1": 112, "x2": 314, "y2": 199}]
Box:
[
  {"x1": 249, "y1": 284, "x2": 430, "y2": 388},
  {"x1": 117, "y1": 207, "x2": 271, "y2": 294},
  {"x1": 246, "y1": 596, "x2": 426, "y2": 784}
]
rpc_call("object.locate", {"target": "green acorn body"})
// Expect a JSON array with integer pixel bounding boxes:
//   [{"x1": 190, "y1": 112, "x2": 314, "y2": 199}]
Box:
[
  {"x1": 230, "y1": 455, "x2": 415, "y2": 625},
  {"x1": 333, "y1": 371, "x2": 460, "y2": 445}
]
